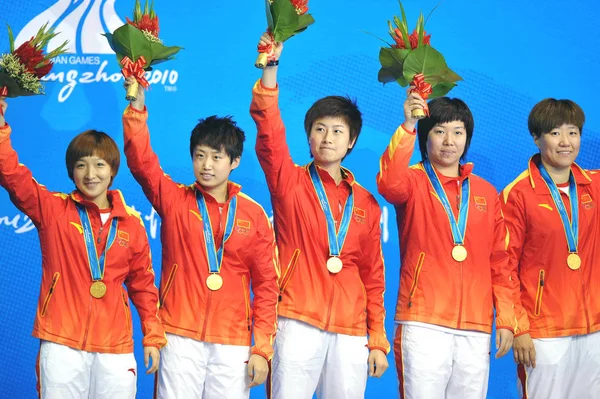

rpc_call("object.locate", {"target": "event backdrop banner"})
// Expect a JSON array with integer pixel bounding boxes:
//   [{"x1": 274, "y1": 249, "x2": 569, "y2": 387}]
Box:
[{"x1": 0, "y1": 0, "x2": 598, "y2": 398}]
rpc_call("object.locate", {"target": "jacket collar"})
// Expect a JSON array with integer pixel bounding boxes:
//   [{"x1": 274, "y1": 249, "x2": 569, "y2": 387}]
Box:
[
  {"x1": 527, "y1": 154, "x2": 591, "y2": 194},
  {"x1": 69, "y1": 189, "x2": 129, "y2": 218}
]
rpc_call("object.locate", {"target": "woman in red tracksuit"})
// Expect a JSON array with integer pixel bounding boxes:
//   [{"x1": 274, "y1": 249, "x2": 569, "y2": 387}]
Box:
[
  {"x1": 501, "y1": 98, "x2": 600, "y2": 399},
  {"x1": 377, "y1": 91, "x2": 520, "y2": 399},
  {"x1": 0, "y1": 97, "x2": 166, "y2": 399}
]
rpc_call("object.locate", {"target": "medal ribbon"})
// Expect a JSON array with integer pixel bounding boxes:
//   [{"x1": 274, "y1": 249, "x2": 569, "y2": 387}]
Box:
[
  {"x1": 76, "y1": 204, "x2": 118, "y2": 281},
  {"x1": 196, "y1": 190, "x2": 237, "y2": 273},
  {"x1": 538, "y1": 163, "x2": 579, "y2": 252},
  {"x1": 308, "y1": 162, "x2": 354, "y2": 257},
  {"x1": 423, "y1": 159, "x2": 470, "y2": 245}
]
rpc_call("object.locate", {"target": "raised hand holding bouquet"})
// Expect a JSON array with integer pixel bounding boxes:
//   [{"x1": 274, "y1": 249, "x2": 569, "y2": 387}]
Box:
[
  {"x1": 378, "y1": 2, "x2": 462, "y2": 119},
  {"x1": 255, "y1": 0, "x2": 315, "y2": 68},
  {"x1": 104, "y1": 0, "x2": 182, "y2": 101},
  {"x1": 0, "y1": 23, "x2": 67, "y2": 106}
]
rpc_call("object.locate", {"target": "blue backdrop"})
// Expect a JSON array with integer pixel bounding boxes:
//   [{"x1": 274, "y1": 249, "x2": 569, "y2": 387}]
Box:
[{"x1": 1, "y1": 0, "x2": 598, "y2": 398}]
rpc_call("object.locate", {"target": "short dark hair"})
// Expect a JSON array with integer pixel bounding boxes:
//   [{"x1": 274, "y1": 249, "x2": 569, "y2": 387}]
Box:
[
  {"x1": 528, "y1": 98, "x2": 585, "y2": 139},
  {"x1": 65, "y1": 130, "x2": 120, "y2": 184},
  {"x1": 417, "y1": 97, "x2": 474, "y2": 161},
  {"x1": 304, "y1": 96, "x2": 363, "y2": 157},
  {"x1": 189, "y1": 116, "x2": 245, "y2": 161}
]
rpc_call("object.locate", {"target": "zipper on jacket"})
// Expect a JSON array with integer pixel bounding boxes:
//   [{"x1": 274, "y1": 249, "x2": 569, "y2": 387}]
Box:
[
  {"x1": 457, "y1": 262, "x2": 464, "y2": 329},
  {"x1": 534, "y1": 270, "x2": 545, "y2": 316},
  {"x1": 40, "y1": 273, "x2": 60, "y2": 317},
  {"x1": 159, "y1": 264, "x2": 179, "y2": 308},
  {"x1": 242, "y1": 275, "x2": 251, "y2": 331},
  {"x1": 408, "y1": 252, "x2": 426, "y2": 308},
  {"x1": 122, "y1": 291, "x2": 132, "y2": 332},
  {"x1": 200, "y1": 291, "x2": 212, "y2": 341},
  {"x1": 81, "y1": 297, "x2": 93, "y2": 350},
  {"x1": 278, "y1": 249, "x2": 300, "y2": 302},
  {"x1": 456, "y1": 180, "x2": 461, "y2": 211},
  {"x1": 577, "y1": 269, "x2": 591, "y2": 331},
  {"x1": 323, "y1": 290, "x2": 336, "y2": 331},
  {"x1": 97, "y1": 226, "x2": 103, "y2": 244}
]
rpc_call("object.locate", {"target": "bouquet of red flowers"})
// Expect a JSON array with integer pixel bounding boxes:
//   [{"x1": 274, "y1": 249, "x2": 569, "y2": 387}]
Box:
[
  {"x1": 378, "y1": 2, "x2": 462, "y2": 118},
  {"x1": 0, "y1": 23, "x2": 67, "y2": 99},
  {"x1": 103, "y1": 0, "x2": 182, "y2": 101},
  {"x1": 255, "y1": 0, "x2": 315, "y2": 68}
]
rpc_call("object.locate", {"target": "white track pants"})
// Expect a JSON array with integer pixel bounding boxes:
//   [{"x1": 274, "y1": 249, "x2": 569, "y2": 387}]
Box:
[
  {"x1": 394, "y1": 324, "x2": 491, "y2": 399},
  {"x1": 517, "y1": 331, "x2": 600, "y2": 399},
  {"x1": 156, "y1": 333, "x2": 251, "y2": 399},
  {"x1": 270, "y1": 317, "x2": 369, "y2": 399},
  {"x1": 36, "y1": 340, "x2": 137, "y2": 399}
]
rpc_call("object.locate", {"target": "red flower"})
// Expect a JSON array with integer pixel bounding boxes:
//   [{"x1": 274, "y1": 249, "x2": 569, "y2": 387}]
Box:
[
  {"x1": 126, "y1": 14, "x2": 160, "y2": 37},
  {"x1": 392, "y1": 28, "x2": 431, "y2": 50},
  {"x1": 13, "y1": 39, "x2": 49, "y2": 78},
  {"x1": 35, "y1": 61, "x2": 53, "y2": 78},
  {"x1": 290, "y1": 0, "x2": 308, "y2": 15}
]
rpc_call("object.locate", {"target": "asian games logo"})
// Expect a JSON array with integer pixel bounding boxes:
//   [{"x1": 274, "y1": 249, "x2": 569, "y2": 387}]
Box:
[{"x1": 15, "y1": 0, "x2": 179, "y2": 103}]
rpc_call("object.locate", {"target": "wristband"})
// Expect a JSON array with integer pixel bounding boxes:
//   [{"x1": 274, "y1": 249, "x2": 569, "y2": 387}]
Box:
[{"x1": 266, "y1": 59, "x2": 279, "y2": 67}]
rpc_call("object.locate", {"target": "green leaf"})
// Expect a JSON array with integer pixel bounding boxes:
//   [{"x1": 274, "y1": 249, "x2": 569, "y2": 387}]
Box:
[
  {"x1": 379, "y1": 47, "x2": 410, "y2": 68},
  {"x1": 402, "y1": 45, "x2": 451, "y2": 82},
  {"x1": 396, "y1": 75, "x2": 410, "y2": 86},
  {"x1": 265, "y1": 0, "x2": 274, "y2": 29},
  {"x1": 104, "y1": 25, "x2": 182, "y2": 69},
  {"x1": 378, "y1": 47, "x2": 411, "y2": 86},
  {"x1": 430, "y1": 81, "x2": 457, "y2": 98},
  {"x1": 149, "y1": 41, "x2": 183, "y2": 62},
  {"x1": 134, "y1": 0, "x2": 142, "y2": 22},
  {"x1": 102, "y1": 32, "x2": 117, "y2": 53},
  {"x1": 7, "y1": 24, "x2": 14, "y2": 53},
  {"x1": 295, "y1": 13, "x2": 315, "y2": 33},
  {"x1": 378, "y1": 67, "x2": 397, "y2": 84},
  {"x1": 399, "y1": 1, "x2": 409, "y2": 30},
  {"x1": 108, "y1": 24, "x2": 153, "y2": 68},
  {"x1": 271, "y1": 0, "x2": 299, "y2": 42},
  {"x1": 424, "y1": 3, "x2": 440, "y2": 25},
  {"x1": 442, "y1": 67, "x2": 462, "y2": 82},
  {"x1": 417, "y1": 12, "x2": 424, "y2": 46}
]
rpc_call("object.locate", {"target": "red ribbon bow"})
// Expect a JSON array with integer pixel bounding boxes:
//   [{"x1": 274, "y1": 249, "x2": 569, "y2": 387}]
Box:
[
  {"x1": 257, "y1": 30, "x2": 278, "y2": 62},
  {"x1": 120, "y1": 56, "x2": 149, "y2": 89},
  {"x1": 410, "y1": 73, "x2": 432, "y2": 116}
]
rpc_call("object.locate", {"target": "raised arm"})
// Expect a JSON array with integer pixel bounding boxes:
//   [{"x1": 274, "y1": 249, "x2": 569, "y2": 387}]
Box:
[
  {"x1": 0, "y1": 98, "x2": 62, "y2": 226},
  {"x1": 122, "y1": 79, "x2": 182, "y2": 216},
  {"x1": 250, "y1": 34, "x2": 298, "y2": 197},
  {"x1": 376, "y1": 92, "x2": 426, "y2": 205}
]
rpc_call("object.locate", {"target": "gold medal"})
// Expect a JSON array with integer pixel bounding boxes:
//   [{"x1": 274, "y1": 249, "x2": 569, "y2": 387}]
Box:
[
  {"x1": 206, "y1": 274, "x2": 223, "y2": 291},
  {"x1": 452, "y1": 245, "x2": 468, "y2": 262},
  {"x1": 90, "y1": 281, "x2": 107, "y2": 299},
  {"x1": 567, "y1": 253, "x2": 581, "y2": 270},
  {"x1": 327, "y1": 257, "x2": 343, "y2": 274}
]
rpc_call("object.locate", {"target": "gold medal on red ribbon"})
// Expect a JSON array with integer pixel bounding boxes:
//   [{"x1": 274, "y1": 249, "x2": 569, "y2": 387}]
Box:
[
  {"x1": 567, "y1": 253, "x2": 581, "y2": 270},
  {"x1": 326, "y1": 257, "x2": 343, "y2": 274},
  {"x1": 90, "y1": 281, "x2": 107, "y2": 299},
  {"x1": 451, "y1": 245, "x2": 468, "y2": 262},
  {"x1": 206, "y1": 274, "x2": 224, "y2": 291}
]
